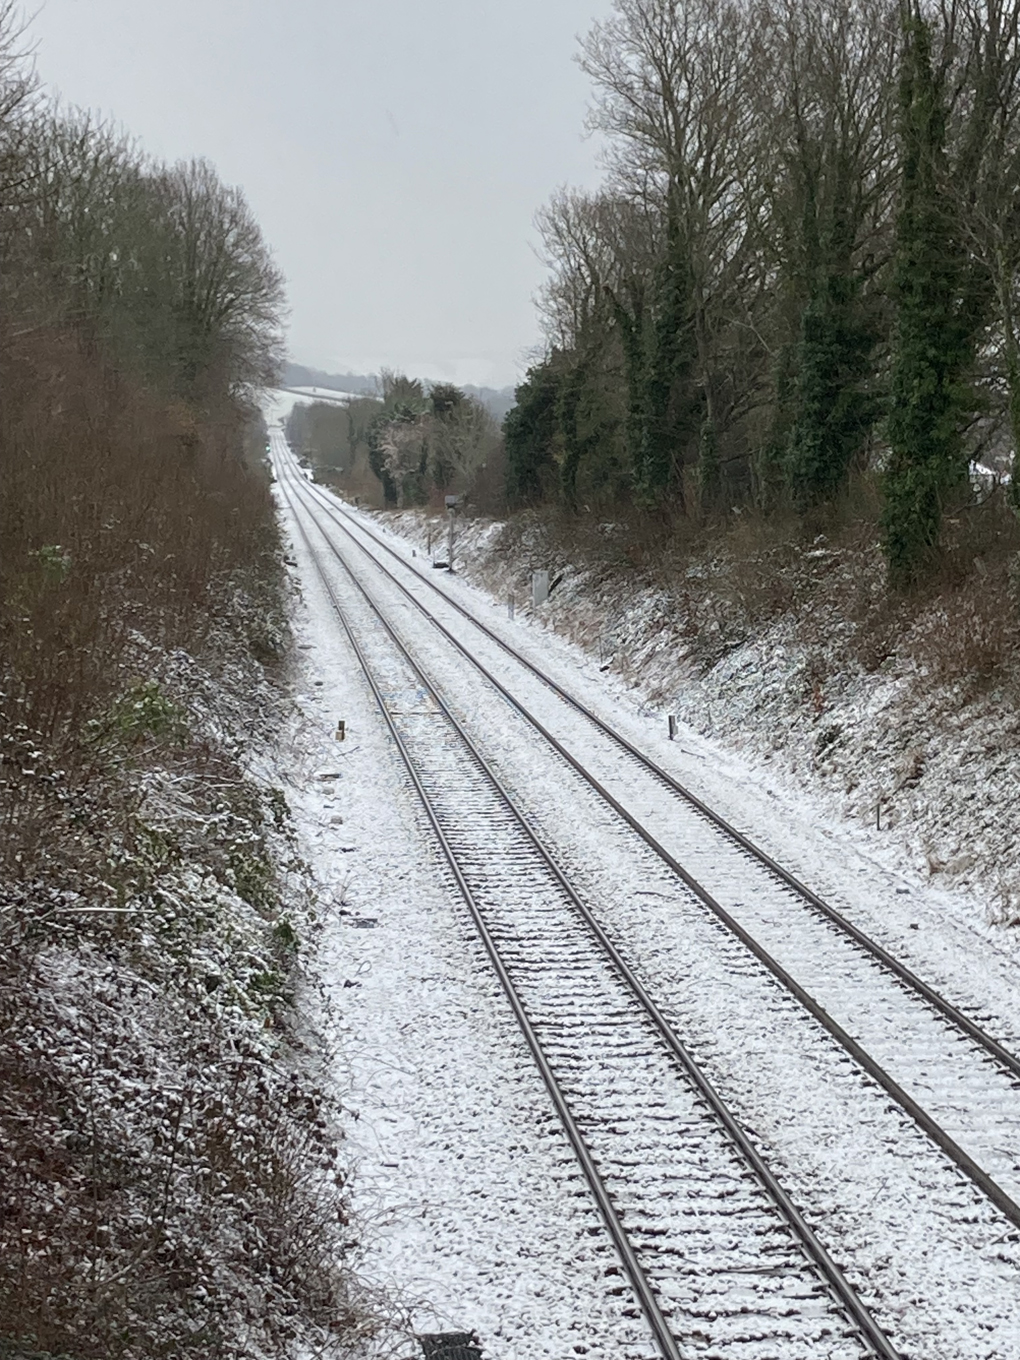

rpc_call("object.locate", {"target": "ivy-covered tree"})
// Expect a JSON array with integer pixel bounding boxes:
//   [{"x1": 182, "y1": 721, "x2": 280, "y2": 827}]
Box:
[
  {"x1": 884, "y1": 5, "x2": 986, "y2": 585},
  {"x1": 635, "y1": 207, "x2": 701, "y2": 505},
  {"x1": 786, "y1": 258, "x2": 881, "y2": 507},
  {"x1": 558, "y1": 356, "x2": 589, "y2": 508},
  {"x1": 505, "y1": 0, "x2": 1020, "y2": 558},
  {"x1": 768, "y1": 0, "x2": 895, "y2": 510},
  {"x1": 366, "y1": 372, "x2": 427, "y2": 504},
  {"x1": 427, "y1": 382, "x2": 467, "y2": 490}
]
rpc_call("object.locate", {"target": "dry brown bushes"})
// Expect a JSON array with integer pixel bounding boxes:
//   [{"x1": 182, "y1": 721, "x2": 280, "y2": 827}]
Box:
[
  {"x1": 481, "y1": 489, "x2": 1020, "y2": 694},
  {"x1": 0, "y1": 324, "x2": 390, "y2": 1355},
  {"x1": 0, "y1": 15, "x2": 395, "y2": 1341},
  {"x1": 0, "y1": 193, "x2": 391, "y2": 1360},
  {"x1": 0, "y1": 324, "x2": 279, "y2": 887}
]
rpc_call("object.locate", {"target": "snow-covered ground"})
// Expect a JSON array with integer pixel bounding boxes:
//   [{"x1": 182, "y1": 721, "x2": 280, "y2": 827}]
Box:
[
  {"x1": 371, "y1": 505, "x2": 1020, "y2": 946},
  {"x1": 263, "y1": 387, "x2": 311, "y2": 425},
  {"x1": 277, "y1": 504, "x2": 656, "y2": 1358},
  {"x1": 281, "y1": 385, "x2": 376, "y2": 406},
  {"x1": 261, "y1": 395, "x2": 1020, "y2": 1357}
]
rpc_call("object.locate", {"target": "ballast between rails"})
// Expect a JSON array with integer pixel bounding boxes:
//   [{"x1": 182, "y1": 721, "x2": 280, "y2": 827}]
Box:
[
  {"x1": 277, "y1": 457, "x2": 901, "y2": 1360},
  {"x1": 279, "y1": 479, "x2": 683, "y2": 1360},
  {"x1": 278, "y1": 446, "x2": 1020, "y2": 1234},
  {"x1": 290, "y1": 452, "x2": 1020, "y2": 1083}
]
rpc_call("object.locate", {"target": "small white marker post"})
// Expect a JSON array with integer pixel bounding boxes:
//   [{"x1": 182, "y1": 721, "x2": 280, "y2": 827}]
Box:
[
  {"x1": 532, "y1": 569, "x2": 550, "y2": 606},
  {"x1": 508, "y1": 594, "x2": 515, "y2": 621},
  {"x1": 336, "y1": 720, "x2": 346, "y2": 742}
]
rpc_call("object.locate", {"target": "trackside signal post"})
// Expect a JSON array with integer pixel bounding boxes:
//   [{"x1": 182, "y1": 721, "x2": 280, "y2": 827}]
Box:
[{"x1": 445, "y1": 494, "x2": 460, "y2": 571}]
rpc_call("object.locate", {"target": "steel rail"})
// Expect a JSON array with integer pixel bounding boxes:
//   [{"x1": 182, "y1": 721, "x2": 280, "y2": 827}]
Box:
[
  {"x1": 281, "y1": 452, "x2": 1020, "y2": 1236},
  {"x1": 289, "y1": 456, "x2": 1020, "y2": 1084},
  {"x1": 278, "y1": 478, "x2": 685, "y2": 1360},
  {"x1": 279, "y1": 461, "x2": 901, "y2": 1360}
]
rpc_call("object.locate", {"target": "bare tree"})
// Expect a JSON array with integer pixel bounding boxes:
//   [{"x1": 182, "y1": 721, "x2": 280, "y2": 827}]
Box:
[
  {"x1": 752, "y1": 0, "x2": 899, "y2": 503},
  {"x1": 0, "y1": 1, "x2": 37, "y2": 189},
  {"x1": 580, "y1": 0, "x2": 766, "y2": 447},
  {"x1": 427, "y1": 391, "x2": 502, "y2": 493},
  {"x1": 152, "y1": 158, "x2": 286, "y2": 402}
]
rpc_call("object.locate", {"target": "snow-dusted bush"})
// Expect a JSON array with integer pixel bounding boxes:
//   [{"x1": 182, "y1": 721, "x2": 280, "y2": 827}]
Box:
[
  {"x1": 0, "y1": 616, "x2": 390, "y2": 1359},
  {"x1": 374, "y1": 497, "x2": 1020, "y2": 917},
  {"x1": 0, "y1": 17, "x2": 393, "y2": 1347}
]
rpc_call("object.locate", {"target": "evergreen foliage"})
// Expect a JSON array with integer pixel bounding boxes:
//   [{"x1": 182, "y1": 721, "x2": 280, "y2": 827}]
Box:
[
  {"x1": 367, "y1": 424, "x2": 401, "y2": 505},
  {"x1": 636, "y1": 211, "x2": 701, "y2": 506},
  {"x1": 884, "y1": 7, "x2": 984, "y2": 585},
  {"x1": 347, "y1": 373, "x2": 499, "y2": 508},
  {"x1": 558, "y1": 359, "x2": 587, "y2": 508},
  {"x1": 786, "y1": 264, "x2": 881, "y2": 508},
  {"x1": 606, "y1": 282, "x2": 649, "y2": 489},
  {"x1": 504, "y1": 360, "x2": 563, "y2": 505},
  {"x1": 508, "y1": 0, "x2": 1020, "y2": 586}
]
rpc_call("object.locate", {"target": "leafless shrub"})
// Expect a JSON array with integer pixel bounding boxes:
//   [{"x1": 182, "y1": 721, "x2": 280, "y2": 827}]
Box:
[
  {"x1": 0, "y1": 937, "x2": 389, "y2": 1360},
  {"x1": 0, "y1": 323, "x2": 284, "y2": 887},
  {"x1": 0, "y1": 15, "x2": 392, "y2": 1350},
  {"x1": 475, "y1": 486, "x2": 1020, "y2": 700},
  {"x1": 909, "y1": 587, "x2": 1019, "y2": 691}
]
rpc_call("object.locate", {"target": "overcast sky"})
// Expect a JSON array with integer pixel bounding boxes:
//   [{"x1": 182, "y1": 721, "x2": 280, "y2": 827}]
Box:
[{"x1": 30, "y1": 0, "x2": 615, "y2": 389}]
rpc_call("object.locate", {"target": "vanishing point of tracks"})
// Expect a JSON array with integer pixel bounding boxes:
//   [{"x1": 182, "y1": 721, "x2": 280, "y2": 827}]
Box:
[{"x1": 275, "y1": 437, "x2": 1020, "y2": 1359}]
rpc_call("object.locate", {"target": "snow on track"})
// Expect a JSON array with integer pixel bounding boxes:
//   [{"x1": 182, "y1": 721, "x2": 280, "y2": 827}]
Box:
[
  {"x1": 286, "y1": 474, "x2": 887, "y2": 1359},
  {"x1": 274, "y1": 436, "x2": 1020, "y2": 1359},
  {"x1": 278, "y1": 495, "x2": 657, "y2": 1358},
  {"x1": 305, "y1": 481, "x2": 1020, "y2": 1215}
]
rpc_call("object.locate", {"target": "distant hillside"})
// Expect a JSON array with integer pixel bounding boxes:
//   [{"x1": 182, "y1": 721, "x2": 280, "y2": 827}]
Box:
[
  {"x1": 466, "y1": 384, "x2": 517, "y2": 423},
  {"x1": 284, "y1": 361, "x2": 517, "y2": 423},
  {"x1": 284, "y1": 362, "x2": 379, "y2": 396}
]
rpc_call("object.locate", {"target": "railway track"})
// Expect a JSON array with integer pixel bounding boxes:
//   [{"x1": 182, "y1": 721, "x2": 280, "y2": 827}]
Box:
[
  {"x1": 278, "y1": 446, "x2": 1020, "y2": 1236},
  {"x1": 276, "y1": 457, "x2": 898, "y2": 1360},
  {"x1": 275, "y1": 440, "x2": 1020, "y2": 1356}
]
